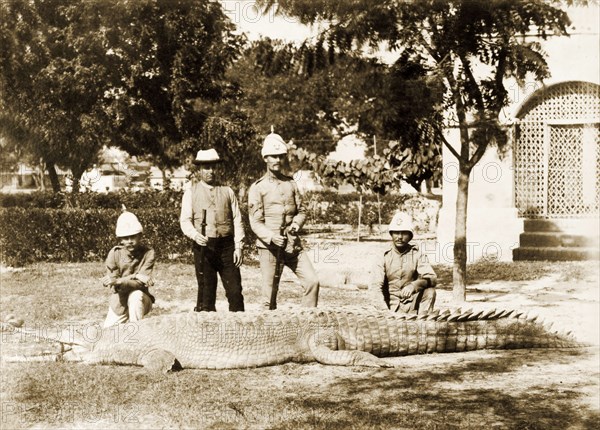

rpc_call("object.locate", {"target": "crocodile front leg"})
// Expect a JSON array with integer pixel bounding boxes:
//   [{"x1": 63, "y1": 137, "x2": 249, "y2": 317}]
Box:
[{"x1": 307, "y1": 333, "x2": 394, "y2": 367}]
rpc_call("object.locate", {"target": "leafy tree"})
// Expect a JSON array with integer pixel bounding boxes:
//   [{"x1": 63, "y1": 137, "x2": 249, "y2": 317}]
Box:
[
  {"x1": 229, "y1": 37, "x2": 443, "y2": 191},
  {"x1": 0, "y1": 0, "x2": 245, "y2": 192},
  {"x1": 225, "y1": 38, "x2": 346, "y2": 154},
  {"x1": 197, "y1": 112, "x2": 262, "y2": 198},
  {"x1": 262, "y1": 0, "x2": 573, "y2": 300},
  {"x1": 0, "y1": 0, "x2": 114, "y2": 192},
  {"x1": 101, "y1": 0, "x2": 245, "y2": 172}
]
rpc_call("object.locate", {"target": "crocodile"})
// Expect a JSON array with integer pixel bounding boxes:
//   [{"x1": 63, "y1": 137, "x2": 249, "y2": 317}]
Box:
[{"x1": 0, "y1": 308, "x2": 580, "y2": 372}]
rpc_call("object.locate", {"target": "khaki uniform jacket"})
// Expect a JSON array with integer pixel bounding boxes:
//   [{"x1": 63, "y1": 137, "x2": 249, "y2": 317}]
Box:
[
  {"x1": 369, "y1": 244, "x2": 437, "y2": 310},
  {"x1": 247, "y1": 172, "x2": 306, "y2": 249},
  {"x1": 105, "y1": 244, "x2": 156, "y2": 315}
]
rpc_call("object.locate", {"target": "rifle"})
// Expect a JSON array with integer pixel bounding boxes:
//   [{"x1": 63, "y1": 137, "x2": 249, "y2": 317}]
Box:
[
  {"x1": 193, "y1": 209, "x2": 207, "y2": 312},
  {"x1": 269, "y1": 213, "x2": 288, "y2": 310}
]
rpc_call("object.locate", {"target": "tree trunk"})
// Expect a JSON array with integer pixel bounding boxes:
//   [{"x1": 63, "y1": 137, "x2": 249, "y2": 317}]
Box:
[
  {"x1": 161, "y1": 168, "x2": 170, "y2": 190},
  {"x1": 70, "y1": 166, "x2": 86, "y2": 194},
  {"x1": 238, "y1": 185, "x2": 247, "y2": 203},
  {"x1": 357, "y1": 193, "x2": 362, "y2": 242},
  {"x1": 46, "y1": 162, "x2": 61, "y2": 193},
  {"x1": 376, "y1": 193, "x2": 382, "y2": 232},
  {"x1": 33, "y1": 161, "x2": 45, "y2": 191},
  {"x1": 452, "y1": 166, "x2": 470, "y2": 302}
]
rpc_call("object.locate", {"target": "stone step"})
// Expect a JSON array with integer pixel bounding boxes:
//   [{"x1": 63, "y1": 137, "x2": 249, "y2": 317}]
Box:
[
  {"x1": 519, "y1": 232, "x2": 597, "y2": 248},
  {"x1": 524, "y1": 218, "x2": 599, "y2": 234},
  {"x1": 513, "y1": 246, "x2": 600, "y2": 261}
]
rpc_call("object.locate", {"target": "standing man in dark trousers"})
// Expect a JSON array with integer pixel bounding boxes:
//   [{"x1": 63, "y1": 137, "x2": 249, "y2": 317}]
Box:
[
  {"x1": 248, "y1": 132, "x2": 319, "y2": 310},
  {"x1": 180, "y1": 148, "x2": 245, "y2": 312}
]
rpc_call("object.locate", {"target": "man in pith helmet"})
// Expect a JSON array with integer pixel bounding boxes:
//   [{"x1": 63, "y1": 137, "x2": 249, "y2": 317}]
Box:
[
  {"x1": 369, "y1": 212, "x2": 437, "y2": 314},
  {"x1": 102, "y1": 209, "x2": 155, "y2": 327},
  {"x1": 248, "y1": 132, "x2": 319, "y2": 310},
  {"x1": 180, "y1": 148, "x2": 245, "y2": 312}
]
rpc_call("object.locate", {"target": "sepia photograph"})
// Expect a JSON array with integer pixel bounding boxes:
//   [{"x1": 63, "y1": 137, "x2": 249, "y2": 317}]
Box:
[{"x1": 1, "y1": 1, "x2": 598, "y2": 428}]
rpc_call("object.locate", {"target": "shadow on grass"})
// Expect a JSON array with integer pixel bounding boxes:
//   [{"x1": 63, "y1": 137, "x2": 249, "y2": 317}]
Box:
[
  {"x1": 275, "y1": 348, "x2": 599, "y2": 430},
  {"x1": 3, "y1": 348, "x2": 597, "y2": 429}
]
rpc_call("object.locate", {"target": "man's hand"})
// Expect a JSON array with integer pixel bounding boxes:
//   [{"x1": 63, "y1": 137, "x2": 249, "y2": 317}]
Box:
[
  {"x1": 271, "y1": 234, "x2": 286, "y2": 247},
  {"x1": 233, "y1": 248, "x2": 243, "y2": 267},
  {"x1": 287, "y1": 223, "x2": 300, "y2": 236},
  {"x1": 400, "y1": 284, "x2": 416, "y2": 299},
  {"x1": 194, "y1": 233, "x2": 208, "y2": 246},
  {"x1": 101, "y1": 275, "x2": 116, "y2": 288}
]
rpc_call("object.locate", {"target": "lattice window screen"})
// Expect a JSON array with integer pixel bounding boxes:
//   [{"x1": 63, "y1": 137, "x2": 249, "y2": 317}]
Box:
[{"x1": 515, "y1": 82, "x2": 600, "y2": 218}]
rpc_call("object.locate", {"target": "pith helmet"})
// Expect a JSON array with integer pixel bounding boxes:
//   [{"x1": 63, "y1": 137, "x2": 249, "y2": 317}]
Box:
[
  {"x1": 193, "y1": 148, "x2": 221, "y2": 164},
  {"x1": 115, "y1": 211, "x2": 143, "y2": 237},
  {"x1": 261, "y1": 133, "x2": 288, "y2": 157},
  {"x1": 388, "y1": 212, "x2": 414, "y2": 239}
]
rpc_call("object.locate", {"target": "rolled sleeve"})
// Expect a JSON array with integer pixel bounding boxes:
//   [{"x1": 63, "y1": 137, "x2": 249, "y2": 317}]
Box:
[
  {"x1": 180, "y1": 188, "x2": 198, "y2": 240},
  {"x1": 415, "y1": 253, "x2": 437, "y2": 290},
  {"x1": 228, "y1": 187, "x2": 245, "y2": 247}
]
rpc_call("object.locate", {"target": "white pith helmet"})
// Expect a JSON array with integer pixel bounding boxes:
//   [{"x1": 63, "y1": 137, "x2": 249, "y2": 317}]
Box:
[
  {"x1": 193, "y1": 148, "x2": 221, "y2": 164},
  {"x1": 115, "y1": 211, "x2": 143, "y2": 237},
  {"x1": 388, "y1": 212, "x2": 414, "y2": 239},
  {"x1": 261, "y1": 132, "x2": 288, "y2": 157}
]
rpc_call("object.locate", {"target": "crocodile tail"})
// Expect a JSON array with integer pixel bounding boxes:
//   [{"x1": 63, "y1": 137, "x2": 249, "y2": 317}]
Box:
[
  {"x1": 331, "y1": 310, "x2": 582, "y2": 357},
  {"x1": 429, "y1": 318, "x2": 581, "y2": 353}
]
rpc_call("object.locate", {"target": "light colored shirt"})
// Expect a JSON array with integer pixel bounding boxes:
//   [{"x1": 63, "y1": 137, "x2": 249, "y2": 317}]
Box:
[
  {"x1": 180, "y1": 181, "x2": 244, "y2": 247},
  {"x1": 369, "y1": 244, "x2": 437, "y2": 310}
]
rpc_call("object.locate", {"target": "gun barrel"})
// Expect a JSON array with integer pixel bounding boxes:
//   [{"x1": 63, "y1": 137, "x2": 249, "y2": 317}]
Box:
[
  {"x1": 194, "y1": 209, "x2": 207, "y2": 312},
  {"x1": 269, "y1": 214, "x2": 288, "y2": 310}
]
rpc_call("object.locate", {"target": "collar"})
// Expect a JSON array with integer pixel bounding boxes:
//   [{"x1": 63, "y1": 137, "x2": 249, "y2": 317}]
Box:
[
  {"x1": 199, "y1": 180, "x2": 214, "y2": 190},
  {"x1": 126, "y1": 244, "x2": 147, "y2": 260},
  {"x1": 391, "y1": 243, "x2": 415, "y2": 256},
  {"x1": 266, "y1": 170, "x2": 286, "y2": 181}
]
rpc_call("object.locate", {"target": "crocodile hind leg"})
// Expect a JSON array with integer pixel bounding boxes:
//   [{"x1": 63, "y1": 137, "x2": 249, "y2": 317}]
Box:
[
  {"x1": 139, "y1": 349, "x2": 181, "y2": 373},
  {"x1": 307, "y1": 335, "x2": 393, "y2": 367}
]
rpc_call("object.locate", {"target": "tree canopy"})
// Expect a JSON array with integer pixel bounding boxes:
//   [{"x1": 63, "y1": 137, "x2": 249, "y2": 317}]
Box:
[
  {"x1": 0, "y1": 0, "x2": 115, "y2": 191},
  {"x1": 227, "y1": 37, "x2": 444, "y2": 191},
  {"x1": 101, "y1": 0, "x2": 245, "y2": 170},
  {"x1": 0, "y1": 0, "x2": 245, "y2": 191}
]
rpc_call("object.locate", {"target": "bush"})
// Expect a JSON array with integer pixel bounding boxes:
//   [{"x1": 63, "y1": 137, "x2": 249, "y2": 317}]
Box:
[
  {"x1": 0, "y1": 190, "x2": 185, "y2": 210},
  {"x1": 0, "y1": 190, "x2": 440, "y2": 266},
  {"x1": 0, "y1": 208, "x2": 184, "y2": 266},
  {"x1": 0, "y1": 207, "x2": 258, "y2": 267},
  {"x1": 303, "y1": 191, "x2": 440, "y2": 233}
]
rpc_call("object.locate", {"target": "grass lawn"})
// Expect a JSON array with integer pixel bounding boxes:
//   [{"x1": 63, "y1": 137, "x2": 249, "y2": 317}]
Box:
[{"x1": 1, "y1": 242, "x2": 599, "y2": 429}]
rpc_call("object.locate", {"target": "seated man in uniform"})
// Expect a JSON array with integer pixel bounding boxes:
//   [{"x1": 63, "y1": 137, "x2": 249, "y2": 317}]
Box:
[
  {"x1": 369, "y1": 212, "x2": 436, "y2": 315},
  {"x1": 101, "y1": 210, "x2": 155, "y2": 327}
]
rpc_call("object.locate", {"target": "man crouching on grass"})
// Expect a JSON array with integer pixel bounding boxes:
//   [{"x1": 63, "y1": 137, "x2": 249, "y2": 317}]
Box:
[
  {"x1": 369, "y1": 212, "x2": 437, "y2": 315},
  {"x1": 101, "y1": 209, "x2": 155, "y2": 327}
]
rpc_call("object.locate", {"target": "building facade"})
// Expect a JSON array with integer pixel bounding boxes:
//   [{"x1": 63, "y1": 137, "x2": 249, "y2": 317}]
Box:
[{"x1": 437, "y1": 5, "x2": 599, "y2": 262}]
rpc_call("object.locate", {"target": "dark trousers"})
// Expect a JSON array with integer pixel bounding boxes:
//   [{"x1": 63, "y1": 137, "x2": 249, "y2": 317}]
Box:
[{"x1": 193, "y1": 236, "x2": 244, "y2": 312}]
